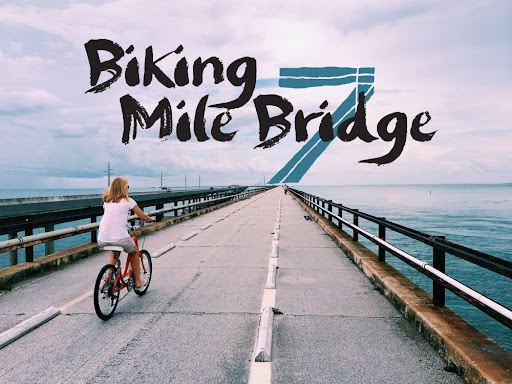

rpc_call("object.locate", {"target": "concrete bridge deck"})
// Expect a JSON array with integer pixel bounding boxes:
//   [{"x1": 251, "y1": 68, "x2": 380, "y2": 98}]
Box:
[{"x1": 0, "y1": 188, "x2": 461, "y2": 383}]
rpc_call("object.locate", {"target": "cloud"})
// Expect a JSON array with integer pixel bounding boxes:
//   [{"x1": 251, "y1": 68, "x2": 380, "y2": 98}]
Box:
[
  {"x1": 0, "y1": 88, "x2": 62, "y2": 114},
  {"x1": 9, "y1": 41, "x2": 23, "y2": 53},
  {"x1": 0, "y1": 0, "x2": 510, "y2": 188}
]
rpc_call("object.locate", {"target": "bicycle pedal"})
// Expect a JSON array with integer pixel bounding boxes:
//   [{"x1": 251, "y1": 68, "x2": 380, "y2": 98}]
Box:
[{"x1": 126, "y1": 277, "x2": 134, "y2": 292}]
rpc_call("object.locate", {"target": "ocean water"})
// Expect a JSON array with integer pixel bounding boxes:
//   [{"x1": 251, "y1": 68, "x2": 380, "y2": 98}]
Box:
[
  {"x1": 294, "y1": 184, "x2": 512, "y2": 353},
  {"x1": 0, "y1": 185, "x2": 510, "y2": 353}
]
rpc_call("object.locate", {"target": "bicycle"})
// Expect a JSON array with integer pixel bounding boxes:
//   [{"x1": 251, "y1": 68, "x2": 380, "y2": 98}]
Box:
[{"x1": 93, "y1": 220, "x2": 152, "y2": 320}]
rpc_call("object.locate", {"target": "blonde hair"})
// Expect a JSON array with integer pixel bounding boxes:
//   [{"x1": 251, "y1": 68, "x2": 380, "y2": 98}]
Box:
[{"x1": 103, "y1": 177, "x2": 129, "y2": 203}]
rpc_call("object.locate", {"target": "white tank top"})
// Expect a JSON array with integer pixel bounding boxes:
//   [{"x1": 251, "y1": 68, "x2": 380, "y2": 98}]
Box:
[{"x1": 98, "y1": 197, "x2": 137, "y2": 242}]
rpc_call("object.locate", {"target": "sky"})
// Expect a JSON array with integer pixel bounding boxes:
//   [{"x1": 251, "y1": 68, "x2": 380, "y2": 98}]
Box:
[{"x1": 0, "y1": 0, "x2": 510, "y2": 189}]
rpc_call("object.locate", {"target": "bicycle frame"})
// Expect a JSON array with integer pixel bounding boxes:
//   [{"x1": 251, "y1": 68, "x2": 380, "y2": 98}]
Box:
[
  {"x1": 101, "y1": 226, "x2": 148, "y2": 293},
  {"x1": 94, "y1": 218, "x2": 153, "y2": 320}
]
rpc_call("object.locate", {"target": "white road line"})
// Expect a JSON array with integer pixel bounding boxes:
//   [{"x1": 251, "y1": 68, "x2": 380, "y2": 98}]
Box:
[{"x1": 59, "y1": 290, "x2": 93, "y2": 313}]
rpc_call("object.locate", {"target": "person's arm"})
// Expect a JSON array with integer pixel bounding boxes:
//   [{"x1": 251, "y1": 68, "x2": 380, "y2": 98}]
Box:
[{"x1": 132, "y1": 205, "x2": 155, "y2": 222}]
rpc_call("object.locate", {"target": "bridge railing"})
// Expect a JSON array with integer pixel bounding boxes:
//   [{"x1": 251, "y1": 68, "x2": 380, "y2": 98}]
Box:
[
  {"x1": 0, "y1": 187, "x2": 271, "y2": 268},
  {"x1": 289, "y1": 187, "x2": 512, "y2": 330}
]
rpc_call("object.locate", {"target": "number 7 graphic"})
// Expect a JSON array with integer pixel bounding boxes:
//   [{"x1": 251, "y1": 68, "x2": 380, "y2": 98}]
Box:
[{"x1": 268, "y1": 67, "x2": 374, "y2": 184}]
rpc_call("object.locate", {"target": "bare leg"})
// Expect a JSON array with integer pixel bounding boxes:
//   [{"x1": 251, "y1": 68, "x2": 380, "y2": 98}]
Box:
[
  {"x1": 128, "y1": 246, "x2": 146, "y2": 288},
  {"x1": 108, "y1": 251, "x2": 116, "y2": 265}
]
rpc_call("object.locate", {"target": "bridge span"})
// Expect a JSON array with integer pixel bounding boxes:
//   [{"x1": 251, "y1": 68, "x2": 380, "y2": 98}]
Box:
[{"x1": 0, "y1": 187, "x2": 507, "y2": 383}]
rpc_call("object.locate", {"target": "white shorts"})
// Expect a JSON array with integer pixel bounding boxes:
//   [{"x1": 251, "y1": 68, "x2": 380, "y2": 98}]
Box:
[{"x1": 97, "y1": 237, "x2": 136, "y2": 253}]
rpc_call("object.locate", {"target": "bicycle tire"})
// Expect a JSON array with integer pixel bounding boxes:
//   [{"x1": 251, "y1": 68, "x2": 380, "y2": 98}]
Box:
[
  {"x1": 94, "y1": 264, "x2": 120, "y2": 320},
  {"x1": 134, "y1": 250, "x2": 152, "y2": 296}
]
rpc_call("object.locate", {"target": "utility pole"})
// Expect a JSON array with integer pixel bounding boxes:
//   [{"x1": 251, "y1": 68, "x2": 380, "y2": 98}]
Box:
[
  {"x1": 161, "y1": 172, "x2": 163, "y2": 189},
  {"x1": 185, "y1": 174, "x2": 187, "y2": 190},
  {"x1": 199, "y1": 174, "x2": 201, "y2": 189}
]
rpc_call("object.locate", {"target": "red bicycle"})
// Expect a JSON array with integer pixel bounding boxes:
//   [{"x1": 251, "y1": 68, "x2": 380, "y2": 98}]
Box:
[{"x1": 94, "y1": 221, "x2": 152, "y2": 320}]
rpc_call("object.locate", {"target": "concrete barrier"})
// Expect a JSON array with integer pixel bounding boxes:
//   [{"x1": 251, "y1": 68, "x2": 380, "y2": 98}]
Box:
[
  {"x1": 270, "y1": 242, "x2": 279, "y2": 258},
  {"x1": 152, "y1": 243, "x2": 176, "y2": 258},
  {"x1": 0, "y1": 307, "x2": 61, "y2": 349},
  {"x1": 265, "y1": 264, "x2": 277, "y2": 289},
  {"x1": 181, "y1": 232, "x2": 198, "y2": 241},
  {"x1": 254, "y1": 306, "x2": 274, "y2": 362}
]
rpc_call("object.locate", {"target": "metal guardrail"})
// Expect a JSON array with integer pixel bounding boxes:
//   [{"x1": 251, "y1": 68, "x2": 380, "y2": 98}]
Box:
[
  {"x1": 0, "y1": 187, "x2": 271, "y2": 266},
  {"x1": 290, "y1": 187, "x2": 512, "y2": 330}
]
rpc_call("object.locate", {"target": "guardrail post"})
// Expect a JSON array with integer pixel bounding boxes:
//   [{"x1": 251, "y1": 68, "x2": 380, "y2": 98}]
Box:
[
  {"x1": 327, "y1": 200, "x2": 333, "y2": 222},
  {"x1": 338, "y1": 206, "x2": 343, "y2": 230},
  {"x1": 433, "y1": 236, "x2": 446, "y2": 307},
  {"x1": 25, "y1": 225, "x2": 34, "y2": 262},
  {"x1": 156, "y1": 204, "x2": 164, "y2": 222},
  {"x1": 8, "y1": 232, "x2": 18, "y2": 266},
  {"x1": 173, "y1": 201, "x2": 178, "y2": 216},
  {"x1": 90, "y1": 216, "x2": 97, "y2": 243},
  {"x1": 378, "y1": 218, "x2": 386, "y2": 262},
  {"x1": 353, "y1": 210, "x2": 359, "y2": 242},
  {"x1": 45, "y1": 224, "x2": 55, "y2": 256}
]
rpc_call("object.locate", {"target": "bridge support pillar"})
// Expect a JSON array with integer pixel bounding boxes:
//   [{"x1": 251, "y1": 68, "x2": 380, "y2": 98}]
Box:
[
  {"x1": 45, "y1": 224, "x2": 55, "y2": 256},
  {"x1": 156, "y1": 204, "x2": 164, "y2": 222},
  {"x1": 327, "y1": 200, "x2": 333, "y2": 222},
  {"x1": 8, "y1": 232, "x2": 18, "y2": 266},
  {"x1": 378, "y1": 219, "x2": 386, "y2": 262},
  {"x1": 90, "y1": 216, "x2": 97, "y2": 243},
  {"x1": 24, "y1": 225, "x2": 34, "y2": 262},
  {"x1": 433, "y1": 236, "x2": 446, "y2": 306},
  {"x1": 352, "y1": 210, "x2": 359, "y2": 242}
]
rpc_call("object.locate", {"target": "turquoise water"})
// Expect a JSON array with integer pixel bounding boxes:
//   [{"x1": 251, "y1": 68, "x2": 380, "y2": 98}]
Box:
[
  {"x1": 1, "y1": 185, "x2": 511, "y2": 352},
  {"x1": 294, "y1": 184, "x2": 512, "y2": 353}
]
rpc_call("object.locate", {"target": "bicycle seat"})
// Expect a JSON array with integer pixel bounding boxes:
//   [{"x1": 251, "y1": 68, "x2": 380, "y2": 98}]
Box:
[{"x1": 102, "y1": 246, "x2": 124, "y2": 252}]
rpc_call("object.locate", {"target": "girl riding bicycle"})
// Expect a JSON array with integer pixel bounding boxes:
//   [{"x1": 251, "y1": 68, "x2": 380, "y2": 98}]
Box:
[{"x1": 97, "y1": 177, "x2": 155, "y2": 290}]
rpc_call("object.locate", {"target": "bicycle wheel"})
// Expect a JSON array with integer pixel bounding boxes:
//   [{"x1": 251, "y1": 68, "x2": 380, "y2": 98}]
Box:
[
  {"x1": 94, "y1": 264, "x2": 120, "y2": 320},
  {"x1": 134, "y1": 250, "x2": 152, "y2": 296}
]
